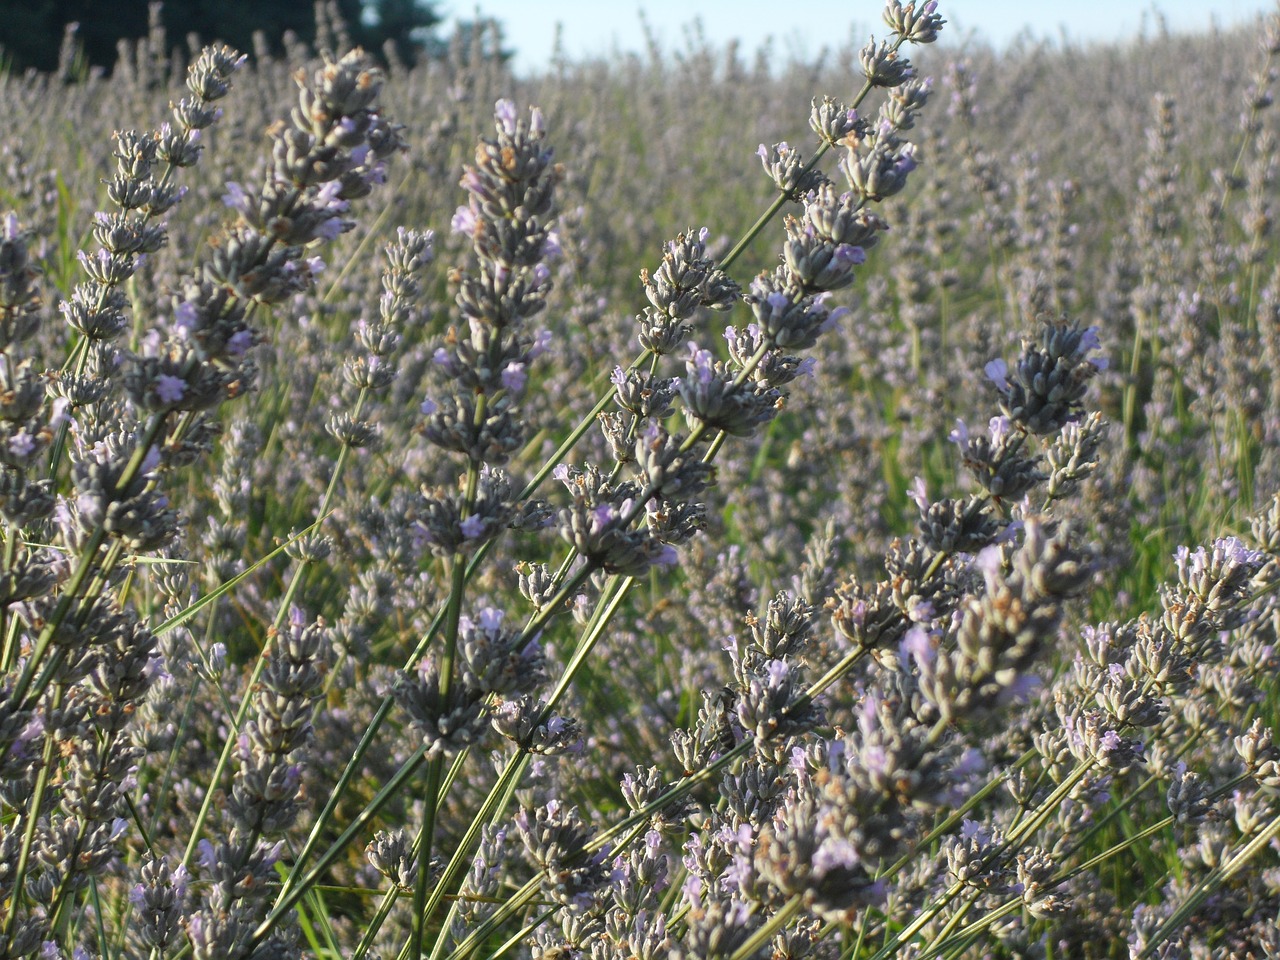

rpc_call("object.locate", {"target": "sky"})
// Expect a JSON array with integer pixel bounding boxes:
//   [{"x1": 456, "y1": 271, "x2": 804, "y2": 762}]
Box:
[{"x1": 435, "y1": 0, "x2": 1276, "y2": 75}]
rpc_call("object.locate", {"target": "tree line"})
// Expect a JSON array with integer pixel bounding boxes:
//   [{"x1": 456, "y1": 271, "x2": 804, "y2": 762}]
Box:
[{"x1": 0, "y1": 0, "x2": 444, "y2": 74}]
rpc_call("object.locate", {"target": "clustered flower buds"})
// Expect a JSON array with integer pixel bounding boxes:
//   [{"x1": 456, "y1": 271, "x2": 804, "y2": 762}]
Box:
[
  {"x1": 985, "y1": 320, "x2": 1108, "y2": 435},
  {"x1": 0, "y1": 215, "x2": 42, "y2": 349},
  {"x1": 637, "y1": 227, "x2": 739, "y2": 355}
]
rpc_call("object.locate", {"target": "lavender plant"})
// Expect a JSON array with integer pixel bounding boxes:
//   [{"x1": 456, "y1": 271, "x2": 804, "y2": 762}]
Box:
[{"x1": 1, "y1": 2, "x2": 1279, "y2": 959}]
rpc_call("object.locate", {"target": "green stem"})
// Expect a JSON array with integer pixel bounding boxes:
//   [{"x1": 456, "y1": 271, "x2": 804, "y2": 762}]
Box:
[
  {"x1": 420, "y1": 753, "x2": 532, "y2": 960},
  {"x1": 408, "y1": 452, "x2": 479, "y2": 960},
  {"x1": 179, "y1": 554, "x2": 308, "y2": 871},
  {"x1": 253, "y1": 743, "x2": 431, "y2": 943},
  {"x1": 0, "y1": 520, "x2": 21, "y2": 670},
  {"x1": 3, "y1": 685, "x2": 61, "y2": 942},
  {"x1": 727, "y1": 895, "x2": 803, "y2": 960},
  {"x1": 1135, "y1": 807, "x2": 1280, "y2": 960},
  {"x1": 12, "y1": 406, "x2": 173, "y2": 712}
]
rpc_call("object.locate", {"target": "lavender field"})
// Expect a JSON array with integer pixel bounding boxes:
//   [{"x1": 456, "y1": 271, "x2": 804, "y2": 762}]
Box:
[{"x1": 1, "y1": 2, "x2": 1279, "y2": 958}]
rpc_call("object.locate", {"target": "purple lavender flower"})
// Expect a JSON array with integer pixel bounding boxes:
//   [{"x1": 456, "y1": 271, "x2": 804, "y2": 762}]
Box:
[
  {"x1": 154, "y1": 375, "x2": 187, "y2": 405},
  {"x1": 984, "y1": 358, "x2": 1010, "y2": 390}
]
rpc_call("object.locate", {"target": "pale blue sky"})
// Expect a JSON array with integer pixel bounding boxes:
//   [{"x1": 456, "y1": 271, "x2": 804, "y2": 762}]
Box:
[{"x1": 437, "y1": 1, "x2": 1275, "y2": 74}]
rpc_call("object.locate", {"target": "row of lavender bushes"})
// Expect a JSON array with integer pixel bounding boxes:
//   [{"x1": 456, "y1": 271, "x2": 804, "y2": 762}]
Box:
[{"x1": 1, "y1": 1, "x2": 1279, "y2": 957}]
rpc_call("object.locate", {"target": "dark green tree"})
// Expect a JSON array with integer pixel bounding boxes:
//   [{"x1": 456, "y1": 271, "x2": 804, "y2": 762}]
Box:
[
  {"x1": 423, "y1": 16, "x2": 514, "y2": 66},
  {"x1": 0, "y1": 0, "x2": 442, "y2": 74},
  {"x1": 361, "y1": 0, "x2": 443, "y2": 64}
]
